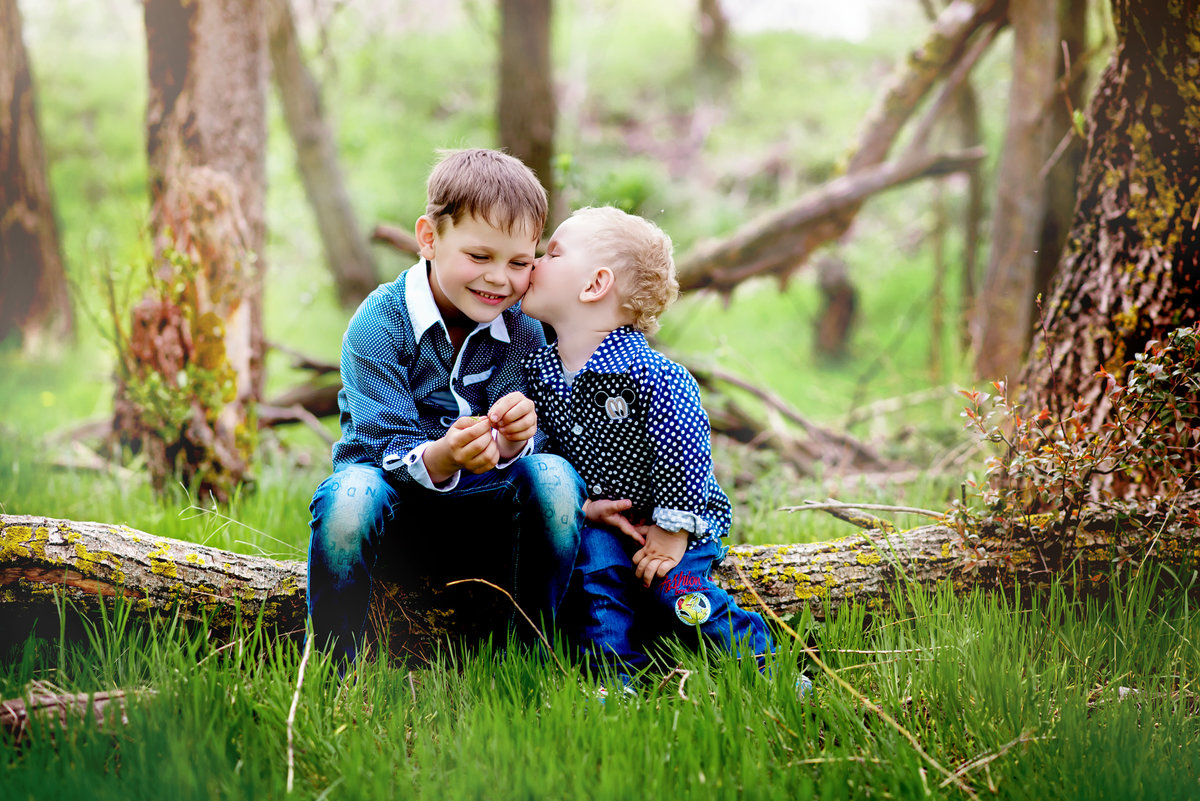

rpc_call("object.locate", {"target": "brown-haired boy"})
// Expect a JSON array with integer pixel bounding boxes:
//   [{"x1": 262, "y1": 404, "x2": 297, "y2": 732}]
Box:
[{"x1": 307, "y1": 149, "x2": 585, "y2": 666}]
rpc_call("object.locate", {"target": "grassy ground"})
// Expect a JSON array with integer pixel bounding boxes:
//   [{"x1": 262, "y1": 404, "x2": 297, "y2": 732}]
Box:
[{"x1": 2, "y1": 572, "x2": 1196, "y2": 800}]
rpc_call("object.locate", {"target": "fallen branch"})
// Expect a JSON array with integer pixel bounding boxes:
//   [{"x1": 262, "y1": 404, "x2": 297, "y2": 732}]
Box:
[
  {"x1": 371, "y1": 223, "x2": 420, "y2": 257},
  {"x1": 687, "y1": 360, "x2": 901, "y2": 473},
  {"x1": 676, "y1": 148, "x2": 986, "y2": 293},
  {"x1": 0, "y1": 681, "x2": 154, "y2": 743}
]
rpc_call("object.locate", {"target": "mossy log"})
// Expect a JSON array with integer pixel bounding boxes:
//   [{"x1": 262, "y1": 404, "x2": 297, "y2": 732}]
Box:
[{"x1": 3, "y1": 499, "x2": 1199, "y2": 660}]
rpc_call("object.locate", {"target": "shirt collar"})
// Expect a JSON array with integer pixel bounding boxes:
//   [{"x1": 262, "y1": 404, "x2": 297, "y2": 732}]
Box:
[
  {"x1": 404, "y1": 260, "x2": 511, "y2": 344},
  {"x1": 526, "y1": 325, "x2": 644, "y2": 383},
  {"x1": 582, "y1": 325, "x2": 644, "y2": 373}
]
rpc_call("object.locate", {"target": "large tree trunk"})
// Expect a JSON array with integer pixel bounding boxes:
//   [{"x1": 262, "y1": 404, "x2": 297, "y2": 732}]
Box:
[
  {"x1": 0, "y1": 0, "x2": 73, "y2": 350},
  {"x1": 266, "y1": 0, "x2": 378, "y2": 309},
  {"x1": 5, "y1": 497, "x2": 1198, "y2": 661},
  {"x1": 112, "y1": 0, "x2": 268, "y2": 503},
  {"x1": 497, "y1": 0, "x2": 557, "y2": 226},
  {"x1": 972, "y1": 0, "x2": 1062, "y2": 380},
  {"x1": 1016, "y1": 0, "x2": 1200, "y2": 498}
]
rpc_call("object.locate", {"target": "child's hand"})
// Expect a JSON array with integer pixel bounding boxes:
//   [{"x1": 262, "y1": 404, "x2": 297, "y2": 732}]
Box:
[
  {"x1": 583, "y1": 498, "x2": 644, "y2": 544},
  {"x1": 444, "y1": 415, "x2": 499, "y2": 474},
  {"x1": 488, "y1": 391, "x2": 537, "y2": 457},
  {"x1": 632, "y1": 525, "x2": 688, "y2": 588}
]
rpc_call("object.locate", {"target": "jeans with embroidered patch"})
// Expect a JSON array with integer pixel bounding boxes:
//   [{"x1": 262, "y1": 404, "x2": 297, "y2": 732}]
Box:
[
  {"x1": 572, "y1": 526, "x2": 774, "y2": 675},
  {"x1": 307, "y1": 454, "x2": 585, "y2": 666}
]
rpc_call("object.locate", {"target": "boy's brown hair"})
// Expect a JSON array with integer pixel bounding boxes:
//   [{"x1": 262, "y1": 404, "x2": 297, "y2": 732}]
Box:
[
  {"x1": 425, "y1": 148, "x2": 548, "y2": 238},
  {"x1": 574, "y1": 206, "x2": 679, "y2": 335}
]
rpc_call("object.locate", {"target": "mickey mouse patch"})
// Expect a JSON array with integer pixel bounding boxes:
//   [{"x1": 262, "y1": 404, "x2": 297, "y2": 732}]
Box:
[{"x1": 594, "y1": 388, "x2": 637, "y2": 420}]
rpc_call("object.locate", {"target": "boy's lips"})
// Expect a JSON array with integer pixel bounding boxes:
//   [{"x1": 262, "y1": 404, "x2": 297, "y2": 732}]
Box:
[{"x1": 469, "y1": 287, "x2": 508, "y2": 305}]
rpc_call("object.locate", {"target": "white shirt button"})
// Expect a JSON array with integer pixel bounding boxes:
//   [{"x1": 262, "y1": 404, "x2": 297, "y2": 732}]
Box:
[
  {"x1": 571, "y1": 424, "x2": 583, "y2": 435},
  {"x1": 592, "y1": 484, "x2": 602, "y2": 495}
]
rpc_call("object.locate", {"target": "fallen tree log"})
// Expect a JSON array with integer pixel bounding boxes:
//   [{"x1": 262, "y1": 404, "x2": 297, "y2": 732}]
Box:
[
  {"x1": 3, "y1": 498, "x2": 1199, "y2": 662},
  {"x1": 0, "y1": 682, "x2": 152, "y2": 744}
]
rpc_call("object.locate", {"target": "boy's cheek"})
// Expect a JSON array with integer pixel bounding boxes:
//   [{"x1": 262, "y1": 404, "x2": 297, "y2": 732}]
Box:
[{"x1": 511, "y1": 270, "x2": 533, "y2": 297}]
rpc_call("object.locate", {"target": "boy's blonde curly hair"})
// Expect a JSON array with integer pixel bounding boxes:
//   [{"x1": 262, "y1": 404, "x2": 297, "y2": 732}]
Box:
[{"x1": 573, "y1": 206, "x2": 679, "y2": 335}]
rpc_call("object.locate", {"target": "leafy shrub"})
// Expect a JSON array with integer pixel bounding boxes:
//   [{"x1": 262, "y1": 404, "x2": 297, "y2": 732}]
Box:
[{"x1": 955, "y1": 325, "x2": 1200, "y2": 532}]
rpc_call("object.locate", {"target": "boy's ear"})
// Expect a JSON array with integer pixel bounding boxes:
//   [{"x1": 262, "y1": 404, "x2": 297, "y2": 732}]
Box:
[
  {"x1": 415, "y1": 215, "x2": 438, "y2": 260},
  {"x1": 579, "y1": 267, "x2": 617, "y2": 304}
]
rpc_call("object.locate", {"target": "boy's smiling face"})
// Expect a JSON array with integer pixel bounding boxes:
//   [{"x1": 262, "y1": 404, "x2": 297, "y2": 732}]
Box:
[{"x1": 418, "y1": 213, "x2": 539, "y2": 326}]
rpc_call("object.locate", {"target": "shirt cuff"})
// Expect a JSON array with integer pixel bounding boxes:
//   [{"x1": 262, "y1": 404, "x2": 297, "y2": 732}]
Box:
[
  {"x1": 495, "y1": 437, "x2": 535, "y2": 468},
  {"x1": 652, "y1": 507, "x2": 709, "y2": 536},
  {"x1": 383, "y1": 442, "x2": 461, "y2": 492}
]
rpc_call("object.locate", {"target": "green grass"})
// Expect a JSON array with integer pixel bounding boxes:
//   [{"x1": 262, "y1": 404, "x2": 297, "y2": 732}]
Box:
[{"x1": 2, "y1": 571, "x2": 1197, "y2": 800}]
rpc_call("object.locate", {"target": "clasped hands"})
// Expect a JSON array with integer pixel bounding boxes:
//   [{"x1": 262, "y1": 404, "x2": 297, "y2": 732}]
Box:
[
  {"x1": 584, "y1": 498, "x2": 688, "y2": 588},
  {"x1": 425, "y1": 392, "x2": 536, "y2": 484}
]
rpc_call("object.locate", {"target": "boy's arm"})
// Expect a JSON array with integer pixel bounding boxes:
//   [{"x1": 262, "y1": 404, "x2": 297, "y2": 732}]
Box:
[
  {"x1": 645, "y1": 361, "x2": 719, "y2": 537},
  {"x1": 339, "y1": 298, "x2": 470, "y2": 490}
]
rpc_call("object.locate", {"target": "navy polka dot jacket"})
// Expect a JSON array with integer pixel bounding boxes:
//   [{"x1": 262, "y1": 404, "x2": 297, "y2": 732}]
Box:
[{"x1": 524, "y1": 326, "x2": 732, "y2": 544}]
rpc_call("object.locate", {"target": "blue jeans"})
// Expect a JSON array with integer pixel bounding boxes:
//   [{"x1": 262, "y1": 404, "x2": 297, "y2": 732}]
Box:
[
  {"x1": 307, "y1": 455, "x2": 585, "y2": 665},
  {"x1": 573, "y1": 525, "x2": 774, "y2": 675}
]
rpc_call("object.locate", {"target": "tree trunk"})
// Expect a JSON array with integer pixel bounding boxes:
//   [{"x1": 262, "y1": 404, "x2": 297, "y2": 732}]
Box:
[
  {"x1": 972, "y1": 0, "x2": 1062, "y2": 380},
  {"x1": 1032, "y1": 0, "x2": 1089, "y2": 324},
  {"x1": 266, "y1": 0, "x2": 378, "y2": 309},
  {"x1": 1016, "y1": 0, "x2": 1200, "y2": 498},
  {"x1": 6, "y1": 497, "x2": 1198, "y2": 661},
  {"x1": 113, "y1": 0, "x2": 268, "y2": 502},
  {"x1": 814, "y1": 255, "x2": 858, "y2": 360},
  {"x1": 497, "y1": 0, "x2": 557, "y2": 227},
  {"x1": 0, "y1": 0, "x2": 73, "y2": 350},
  {"x1": 696, "y1": 0, "x2": 737, "y2": 91}
]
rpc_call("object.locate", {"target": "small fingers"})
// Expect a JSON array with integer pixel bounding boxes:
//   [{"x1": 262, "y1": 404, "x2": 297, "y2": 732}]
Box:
[{"x1": 489, "y1": 392, "x2": 530, "y2": 425}]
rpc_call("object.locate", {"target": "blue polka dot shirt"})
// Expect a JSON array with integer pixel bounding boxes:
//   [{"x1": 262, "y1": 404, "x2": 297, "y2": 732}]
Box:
[
  {"x1": 331, "y1": 261, "x2": 546, "y2": 490},
  {"x1": 524, "y1": 326, "x2": 732, "y2": 544}
]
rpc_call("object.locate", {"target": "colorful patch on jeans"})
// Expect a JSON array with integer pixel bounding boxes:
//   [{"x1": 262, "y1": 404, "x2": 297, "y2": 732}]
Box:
[{"x1": 674, "y1": 592, "x2": 712, "y2": 626}]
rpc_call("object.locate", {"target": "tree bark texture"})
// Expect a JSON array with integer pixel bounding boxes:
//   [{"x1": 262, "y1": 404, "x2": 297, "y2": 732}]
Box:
[
  {"x1": 113, "y1": 0, "x2": 268, "y2": 502},
  {"x1": 676, "y1": 0, "x2": 1006, "y2": 294},
  {"x1": 0, "y1": 0, "x2": 73, "y2": 350},
  {"x1": 5, "y1": 498, "x2": 1199, "y2": 662},
  {"x1": 1016, "y1": 0, "x2": 1200, "y2": 496},
  {"x1": 266, "y1": 0, "x2": 378, "y2": 309},
  {"x1": 973, "y1": 0, "x2": 1063, "y2": 381},
  {"x1": 497, "y1": 0, "x2": 556, "y2": 227}
]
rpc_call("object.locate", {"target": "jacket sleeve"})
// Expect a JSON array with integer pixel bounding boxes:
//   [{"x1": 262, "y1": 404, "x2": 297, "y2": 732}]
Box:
[
  {"x1": 337, "y1": 294, "x2": 430, "y2": 485},
  {"x1": 645, "y1": 361, "x2": 714, "y2": 535}
]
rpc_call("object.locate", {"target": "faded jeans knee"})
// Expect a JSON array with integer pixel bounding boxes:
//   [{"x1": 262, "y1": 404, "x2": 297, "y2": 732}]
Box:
[{"x1": 306, "y1": 464, "x2": 397, "y2": 663}]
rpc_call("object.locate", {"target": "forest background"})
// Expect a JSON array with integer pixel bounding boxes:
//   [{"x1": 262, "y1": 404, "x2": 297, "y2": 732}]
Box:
[{"x1": 3, "y1": 0, "x2": 1008, "y2": 546}]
